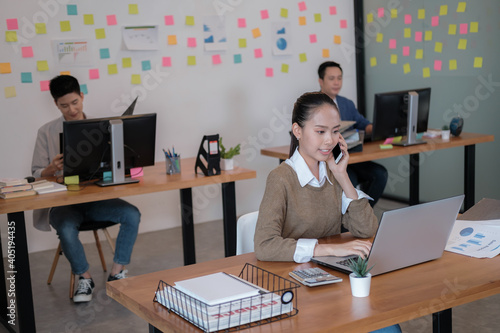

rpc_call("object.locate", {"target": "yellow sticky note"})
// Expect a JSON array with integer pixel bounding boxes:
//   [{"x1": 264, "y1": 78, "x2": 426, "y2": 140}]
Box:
[
  {"x1": 299, "y1": 16, "x2": 306, "y2": 26},
  {"x1": 84, "y1": 14, "x2": 94, "y2": 25},
  {"x1": 333, "y1": 35, "x2": 341, "y2": 44},
  {"x1": 4, "y1": 86, "x2": 16, "y2": 98},
  {"x1": 418, "y1": 9, "x2": 425, "y2": 19},
  {"x1": 35, "y1": 23, "x2": 46, "y2": 34},
  {"x1": 122, "y1": 57, "x2": 132, "y2": 68},
  {"x1": 439, "y1": 5, "x2": 448, "y2": 16},
  {"x1": 415, "y1": 49, "x2": 423, "y2": 59},
  {"x1": 470, "y1": 22, "x2": 478, "y2": 33},
  {"x1": 391, "y1": 9, "x2": 398, "y2": 18},
  {"x1": 0, "y1": 63, "x2": 12, "y2": 74},
  {"x1": 129, "y1": 4, "x2": 139, "y2": 14},
  {"x1": 108, "y1": 64, "x2": 118, "y2": 75},
  {"x1": 37, "y1": 60, "x2": 49, "y2": 71},
  {"x1": 458, "y1": 39, "x2": 467, "y2": 50},
  {"x1": 457, "y1": 2, "x2": 466, "y2": 13},
  {"x1": 390, "y1": 54, "x2": 398, "y2": 64},
  {"x1": 322, "y1": 49, "x2": 330, "y2": 58},
  {"x1": 474, "y1": 57, "x2": 483, "y2": 68},
  {"x1": 252, "y1": 28, "x2": 261, "y2": 38},
  {"x1": 392, "y1": 136, "x2": 402, "y2": 143},
  {"x1": 64, "y1": 175, "x2": 79, "y2": 185},
  {"x1": 238, "y1": 38, "x2": 247, "y2": 48},
  {"x1": 314, "y1": 13, "x2": 322, "y2": 23},
  {"x1": 423, "y1": 67, "x2": 430, "y2": 78},
  {"x1": 95, "y1": 28, "x2": 106, "y2": 39},
  {"x1": 370, "y1": 57, "x2": 377, "y2": 67},
  {"x1": 367, "y1": 13, "x2": 373, "y2": 23},
  {"x1": 280, "y1": 8, "x2": 288, "y2": 18},
  {"x1": 299, "y1": 53, "x2": 307, "y2": 62},
  {"x1": 424, "y1": 30, "x2": 432, "y2": 41},
  {"x1": 187, "y1": 55, "x2": 196, "y2": 65},
  {"x1": 435, "y1": 42, "x2": 443, "y2": 53},
  {"x1": 185, "y1": 16, "x2": 195, "y2": 26},
  {"x1": 376, "y1": 33, "x2": 383, "y2": 43},
  {"x1": 281, "y1": 64, "x2": 289, "y2": 73},
  {"x1": 60, "y1": 21, "x2": 71, "y2": 32},
  {"x1": 448, "y1": 24, "x2": 457, "y2": 35},
  {"x1": 404, "y1": 28, "x2": 411, "y2": 38},
  {"x1": 403, "y1": 63, "x2": 411, "y2": 74},
  {"x1": 5, "y1": 31, "x2": 17, "y2": 42},
  {"x1": 449, "y1": 59, "x2": 457, "y2": 70},
  {"x1": 167, "y1": 35, "x2": 177, "y2": 45},
  {"x1": 131, "y1": 74, "x2": 141, "y2": 84}
]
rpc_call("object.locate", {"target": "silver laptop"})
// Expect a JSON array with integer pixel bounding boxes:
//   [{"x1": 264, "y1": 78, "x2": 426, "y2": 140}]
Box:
[{"x1": 312, "y1": 195, "x2": 464, "y2": 276}]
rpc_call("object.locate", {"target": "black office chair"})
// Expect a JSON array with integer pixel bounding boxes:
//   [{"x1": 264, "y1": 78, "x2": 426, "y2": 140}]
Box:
[{"x1": 46, "y1": 221, "x2": 117, "y2": 299}]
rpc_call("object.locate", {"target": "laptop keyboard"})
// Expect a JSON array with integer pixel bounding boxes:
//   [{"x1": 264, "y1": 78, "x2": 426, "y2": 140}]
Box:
[{"x1": 337, "y1": 256, "x2": 359, "y2": 267}]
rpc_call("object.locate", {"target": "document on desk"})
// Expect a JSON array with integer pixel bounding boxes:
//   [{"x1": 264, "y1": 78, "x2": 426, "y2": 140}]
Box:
[{"x1": 445, "y1": 219, "x2": 500, "y2": 258}]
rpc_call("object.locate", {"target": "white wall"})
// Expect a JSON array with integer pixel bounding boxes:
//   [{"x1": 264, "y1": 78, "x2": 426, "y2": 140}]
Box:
[{"x1": 0, "y1": 0, "x2": 357, "y2": 254}]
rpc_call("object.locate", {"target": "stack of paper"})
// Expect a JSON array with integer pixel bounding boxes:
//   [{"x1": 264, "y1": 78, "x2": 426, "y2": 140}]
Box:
[{"x1": 445, "y1": 219, "x2": 500, "y2": 258}]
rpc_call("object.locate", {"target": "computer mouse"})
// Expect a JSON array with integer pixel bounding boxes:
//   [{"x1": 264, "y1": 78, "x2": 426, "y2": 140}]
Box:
[{"x1": 25, "y1": 176, "x2": 35, "y2": 183}]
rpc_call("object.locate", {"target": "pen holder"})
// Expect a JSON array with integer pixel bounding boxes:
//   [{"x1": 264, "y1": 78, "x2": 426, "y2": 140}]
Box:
[{"x1": 166, "y1": 156, "x2": 181, "y2": 175}]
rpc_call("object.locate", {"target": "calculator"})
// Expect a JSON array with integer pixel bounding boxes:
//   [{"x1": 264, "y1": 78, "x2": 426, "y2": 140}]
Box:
[{"x1": 289, "y1": 267, "x2": 343, "y2": 287}]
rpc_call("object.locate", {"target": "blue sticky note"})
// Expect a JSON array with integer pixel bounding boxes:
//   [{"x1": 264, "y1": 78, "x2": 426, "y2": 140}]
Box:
[
  {"x1": 234, "y1": 54, "x2": 242, "y2": 64},
  {"x1": 21, "y1": 72, "x2": 32, "y2": 83},
  {"x1": 141, "y1": 60, "x2": 151, "y2": 71},
  {"x1": 103, "y1": 171, "x2": 112, "y2": 181},
  {"x1": 67, "y1": 4, "x2": 78, "y2": 15},
  {"x1": 80, "y1": 84, "x2": 88, "y2": 95},
  {"x1": 99, "y1": 48, "x2": 110, "y2": 59}
]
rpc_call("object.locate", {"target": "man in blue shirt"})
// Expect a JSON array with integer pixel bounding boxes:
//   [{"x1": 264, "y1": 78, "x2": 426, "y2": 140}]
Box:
[{"x1": 318, "y1": 61, "x2": 387, "y2": 207}]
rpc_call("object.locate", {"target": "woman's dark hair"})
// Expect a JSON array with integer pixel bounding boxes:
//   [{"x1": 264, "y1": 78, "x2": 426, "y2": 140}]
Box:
[
  {"x1": 49, "y1": 75, "x2": 81, "y2": 102},
  {"x1": 289, "y1": 92, "x2": 338, "y2": 157}
]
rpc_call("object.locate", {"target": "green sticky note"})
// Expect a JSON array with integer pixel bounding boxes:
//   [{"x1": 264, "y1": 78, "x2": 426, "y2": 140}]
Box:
[
  {"x1": 95, "y1": 28, "x2": 106, "y2": 39},
  {"x1": 122, "y1": 57, "x2": 132, "y2": 68},
  {"x1": 37, "y1": 60, "x2": 49, "y2": 71},
  {"x1": 403, "y1": 63, "x2": 411, "y2": 74},
  {"x1": 108, "y1": 64, "x2": 118, "y2": 75},
  {"x1": 35, "y1": 23, "x2": 46, "y2": 34},
  {"x1": 187, "y1": 55, "x2": 196, "y2": 65},
  {"x1": 390, "y1": 54, "x2": 398, "y2": 64},
  {"x1": 314, "y1": 13, "x2": 321, "y2": 22},
  {"x1": 6, "y1": 31, "x2": 17, "y2": 42},
  {"x1": 185, "y1": 16, "x2": 195, "y2": 26},
  {"x1": 435, "y1": 42, "x2": 443, "y2": 53},
  {"x1": 131, "y1": 74, "x2": 141, "y2": 84},
  {"x1": 238, "y1": 38, "x2": 247, "y2": 48},
  {"x1": 280, "y1": 8, "x2": 288, "y2": 18},
  {"x1": 415, "y1": 49, "x2": 423, "y2": 59},
  {"x1": 129, "y1": 4, "x2": 139, "y2": 14},
  {"x1": 84, "y1": 14, "x2": 94, "y2": 25},
  {"x1": 281, "y1": 63, "x2": 289, "y2": 73},
  {"x1": 449, "y1": 59, "x2": 457, "y2": 70},
  {"x1": 458, "y1": 39, "x2": 467, "y2": 50},
  {"x1": 60, "y1": 21, "x2": 71, "y2": 32},
  {"x1": 470, "y1": 22, "x2": 478, "y2": 33},
  {"x1": 299, "y1": 53, "x2": 307, "y2": 63},
  {"x1": 64, "y1": 175, "x2": 79, "y2": 185},
  {"x1": 473, "y1": 57, "x2": 483, "y2": 68},
  {"x1": 422, "y1": 67, "x2": 430, "y2": 78},
  {"x1": 21, "y1": 72, "x2": 32, "y2": 83},
  {"x1": 379, "y1": 144, "x2": 393, "y2": 149}
]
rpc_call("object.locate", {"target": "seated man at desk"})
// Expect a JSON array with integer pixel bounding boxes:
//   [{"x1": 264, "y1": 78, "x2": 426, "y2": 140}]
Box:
[
  {"x1": 318, "y1": 61, "x2": 388, "y2": 207},
  {"x1": 31, "y1": 75, "x2": 141, "y2": 303}
]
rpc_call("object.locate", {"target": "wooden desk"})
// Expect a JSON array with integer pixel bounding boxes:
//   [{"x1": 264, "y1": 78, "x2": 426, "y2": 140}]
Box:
[
  {"x1": 0, "y1": 158, "x2": 256, "y2": 333},
  {"x1": 261, "y1": 132, "x2": 494, "y2": 210},
  {"x1": 107, "y1": 198, "x2": 500, "y2": 333}
]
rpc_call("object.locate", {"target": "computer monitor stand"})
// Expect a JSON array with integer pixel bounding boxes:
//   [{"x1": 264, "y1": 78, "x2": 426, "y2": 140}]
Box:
[
  {"x1": 393, "y1": 91, "x2": 427, "y2": 147},
  {"x1": 96, "y1": 119, "x2": 140, "y2": 186}
]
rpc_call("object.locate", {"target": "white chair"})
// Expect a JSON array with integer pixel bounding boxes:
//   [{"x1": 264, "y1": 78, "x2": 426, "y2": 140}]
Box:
[{"x1": 236, "y1": 211, "x2": 259, "y2": 255}]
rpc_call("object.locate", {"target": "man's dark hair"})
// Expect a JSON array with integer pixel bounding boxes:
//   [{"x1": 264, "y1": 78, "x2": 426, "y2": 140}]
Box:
[
  {"x1": 317, "y1": 61, "x2": 343, "y2": 79},
  {"x1": 49, "y1": 75, "x2": 81, "y2": 102}
]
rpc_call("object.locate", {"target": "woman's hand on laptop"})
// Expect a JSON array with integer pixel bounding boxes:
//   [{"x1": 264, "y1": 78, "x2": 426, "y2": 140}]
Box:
[{"x1": 314, "y1": 240, "x2": 372, "y2": 258}]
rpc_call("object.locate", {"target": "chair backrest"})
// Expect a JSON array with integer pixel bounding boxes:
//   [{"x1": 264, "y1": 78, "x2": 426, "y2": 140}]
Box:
[{"x1": 236, "y1": 211, "x2": 259, "y2": 255}]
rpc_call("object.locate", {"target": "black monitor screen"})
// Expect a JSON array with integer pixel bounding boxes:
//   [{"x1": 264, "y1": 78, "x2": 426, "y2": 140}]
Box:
[
  {"x1": 63, "y1": 113, "x2": 156, "y2": 182},
  {"x1": 371, "y1": 88, "x2": 431, "y2": 141}
]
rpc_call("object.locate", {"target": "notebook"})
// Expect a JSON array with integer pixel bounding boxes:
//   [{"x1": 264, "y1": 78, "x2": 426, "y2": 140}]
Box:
[{"x1": 312, "y1": 195, "x2": 464, "y2": 276}]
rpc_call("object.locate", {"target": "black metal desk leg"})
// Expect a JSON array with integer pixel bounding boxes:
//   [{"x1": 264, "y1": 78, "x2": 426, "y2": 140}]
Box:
[
  {"x1": 179, "y1": 188, "x2": 196, "y2": 265},
  {"x1": 464, "y1": 145, "x2": 475, "y2": 211},
  {"x1": 221, "y1": 182, "x2": 237, "y2": 257},
  {"x1": 6, "y1": 212, "x2": 36, "y2": 333},
  {"x1": 409, "y1": 153, "x2": 420, "y2": 206},
  {"x1": 149, "y1": 324, "x2": 163, "y2": 332},
  {"x1": 433, "y1": 308, "x2": 452, "y2": 333}
]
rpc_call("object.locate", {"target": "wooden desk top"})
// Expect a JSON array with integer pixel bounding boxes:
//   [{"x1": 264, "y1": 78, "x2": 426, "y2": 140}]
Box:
[
  {"x1": 107, "y1": 198, "x2": 500, "y2": 333},
  {"x1": 0, "y1": 157, "x2": 256, "y2": 215},
  {"x1": 261, "y1": 132, "x2": 494, "y2": 164}
]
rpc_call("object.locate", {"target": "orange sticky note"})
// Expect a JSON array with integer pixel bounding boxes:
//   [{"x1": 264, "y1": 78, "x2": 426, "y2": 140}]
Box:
[
  {"x1": 298, "y1": 16, "x2": 306, "y2": 26},
  {"x1": 167, "y1": 35, "x2": 177, "y2": 45},
  {"x1": 333, "y1": 35, "x2": 341, "y2": 44},
  {"x1": 252, "y1": 28, "x2": 261, "y2": 38},
  {"x1": 322, "y1": 49, "x2": 330, "y2": 58},
  {"x1": 0, "y1": 63, "x2": 12, "y2": 74}
]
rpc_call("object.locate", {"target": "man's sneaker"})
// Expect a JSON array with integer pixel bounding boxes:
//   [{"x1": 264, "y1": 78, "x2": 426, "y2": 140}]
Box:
[
  {"x1": 107, "y1": 269, "x2": 129, "y2": 282},
  {"x1": 73, "y1": 277, "x2": 94, "y2": 303}
]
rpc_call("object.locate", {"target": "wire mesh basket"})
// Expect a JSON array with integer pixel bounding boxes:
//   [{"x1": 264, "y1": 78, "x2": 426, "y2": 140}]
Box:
[{"x1": 154, "y1": 263, "x2": 300, "y2": 332}]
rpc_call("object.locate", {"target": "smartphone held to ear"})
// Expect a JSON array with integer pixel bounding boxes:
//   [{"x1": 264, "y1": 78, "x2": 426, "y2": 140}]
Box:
[{"x1": 333, "y1": 143, "x2": 343, "y2": 164}]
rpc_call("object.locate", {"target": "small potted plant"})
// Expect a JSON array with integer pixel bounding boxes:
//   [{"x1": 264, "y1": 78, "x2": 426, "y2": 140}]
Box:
[
  {"x1": 441, "y1": 125, "x2": 451, "y2": 141},
  {"x1": 347, "y1": 256, "x2": 374, "y2": 297},
  {"x1": 219, "y1": 137, "x2": 240, "y2": 171}
]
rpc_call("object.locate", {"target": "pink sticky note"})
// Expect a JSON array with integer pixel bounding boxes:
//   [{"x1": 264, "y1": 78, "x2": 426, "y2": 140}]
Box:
[
  {"x1": 40, "y1": 80, "x2": 50, "y2": 91},
  {"x1": 212, "y1": 54, "x2": 221, "y2": 65},
  {"x1": 260, "y1": 10, "x2": 269, "y2": 19},
  {"x1": 265, "y1": 68, "x2": 273, "y2": 77},
  {"x1": 384, "y1": 138, "x2": 394, "y2": 144},
  {"x1": 460, "y1": 23, "x2": 468, "y2": 34},
  {"x1": 164, "y1": 15, "x2": 174, "y2": 26},
  {"x1": 187, "y1": 37, "x2": 197, "y2": 47},
  {"x1": 21, "y1": 46, "x2": 34, "y2": 58},
  {"x1": 309, "y1": 34, "x2": 317, "y2": 43},
  {"x1": 329, "y1": 6, "x2": 337, "y2": 15},
  {"x1": 378, "y1": 8, "x2": 384, "y2": 18},
  {"x1": 254, "y1": 48, "x2": 263, "y2": 58},
  {"x1": 415, "y1": 31, "x2": 423, "y2": 42},
  {"x1": 162, "y1": 56, "x2": 172, "y2": 67},
  {"x1": 130, "y1": 167, "x2": 143, "y2": 178},
  {"x1": 403, "y1": 46, "x2": 410, "y2": 56},
  {"x1": 434, "y1": 60, "x2": 442, "y2": 71},
  {"x1": 89, "y1": 68, "x2": 100, "y2": 79},
  {"x1": 6, "y1": 18, "x2": 18, "y2": 30},
  {"x1": 340, "y1": 19, "x2": 347, "y2": 29},
  {"x1": 237, "y1": 18, "x2": 246, "y2": 28},
  {"x1": 298, "y1": 1, "x2": 306, "y2": 11},
  {"x1": 389, "y1": 39, "x2": 397, "y2": 49},
  {"x1": 106, "y1": 15, "x2": 117, "y2": 26},
  {"x1": 404, "y1": 14, "x2": 412, "y2": 24},
  {"x1": 431, "y1": 16, "x2": 439, "y2": 27}
]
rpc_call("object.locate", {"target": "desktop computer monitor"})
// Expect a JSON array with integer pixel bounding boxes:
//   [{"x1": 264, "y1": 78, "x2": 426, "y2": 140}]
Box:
[
  {"x1": 63, "y1": 113, "x2": 157, "y2": 186},
  {"x1": 371, "y1": 87, "x2": 431, "y2": 142}
]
